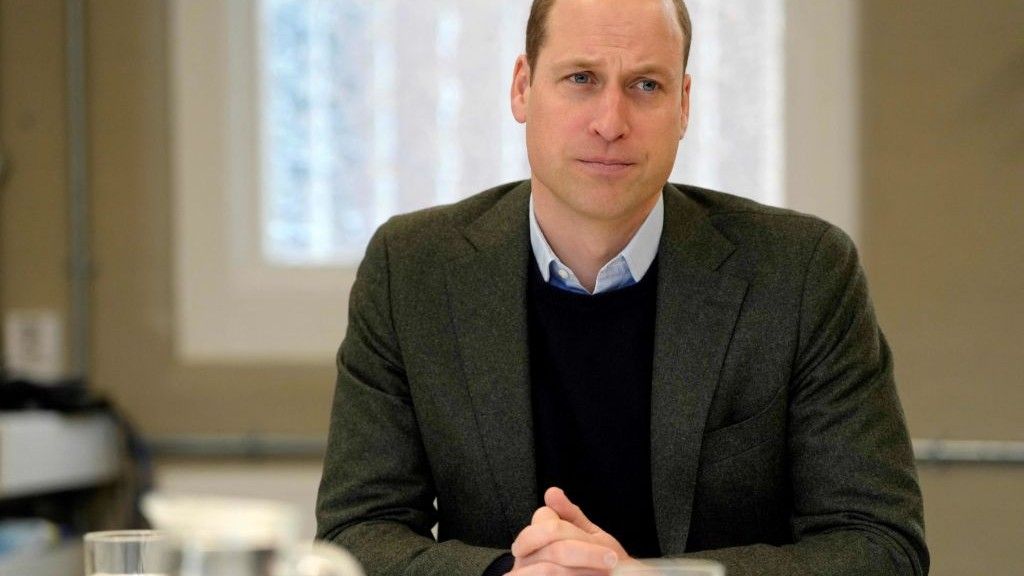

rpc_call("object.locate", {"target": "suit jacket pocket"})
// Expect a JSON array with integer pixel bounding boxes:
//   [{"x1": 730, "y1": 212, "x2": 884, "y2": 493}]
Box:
[{"x1": 700, "y1": 384, "x2": 787, "y2": 465}]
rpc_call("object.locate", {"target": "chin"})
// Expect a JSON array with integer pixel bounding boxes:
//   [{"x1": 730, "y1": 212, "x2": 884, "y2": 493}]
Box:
[{"x1": 565, "y1": 195, "x2": 646, "y2": 224}]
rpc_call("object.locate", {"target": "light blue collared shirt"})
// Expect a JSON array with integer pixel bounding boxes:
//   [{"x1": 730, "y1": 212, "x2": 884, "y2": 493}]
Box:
[{"x1": 529, "y1": 194, "x2": 664, "y2": 295}]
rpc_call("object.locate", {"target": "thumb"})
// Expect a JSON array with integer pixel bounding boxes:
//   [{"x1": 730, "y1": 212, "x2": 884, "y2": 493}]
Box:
[{"x1": 544, "y1": 487, "x2": 601, "y2": 534}]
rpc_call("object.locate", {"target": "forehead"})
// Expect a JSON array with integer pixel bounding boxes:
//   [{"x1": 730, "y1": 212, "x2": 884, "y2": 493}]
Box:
[{"x1": 540, "y1": 0, "x2": 683, "y2": 69}]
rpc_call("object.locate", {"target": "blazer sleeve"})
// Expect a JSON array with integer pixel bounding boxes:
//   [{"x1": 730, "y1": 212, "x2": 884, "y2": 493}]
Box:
[
  {"x1": 683, "y1": 225, "x2": 929, "y2": 575},
  {"x1": 315, "y1": 224, "x2": 508, "y2": 576}
]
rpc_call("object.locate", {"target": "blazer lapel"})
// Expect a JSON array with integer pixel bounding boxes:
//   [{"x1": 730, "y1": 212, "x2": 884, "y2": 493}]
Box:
[
  {"x1": 445, "y1": 182, "x2": 538, "y2": 539},
  {"x1": 651, "y1": 184, "x2": 749, "y2": 554}
]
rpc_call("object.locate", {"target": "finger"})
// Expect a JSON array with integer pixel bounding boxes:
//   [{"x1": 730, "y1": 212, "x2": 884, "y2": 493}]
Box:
[
  {"x1": 532, "y1": 505, "x2": 560, "y2": 525},
  {"x1": 511, "y1": 506, "x2": 558, "y2": 557},
  {"x1": 511, "y1": 518, "x2": 590, "y2": 558},
  {"x1": 544, "y1": 487, "x2": 601, "y2": 535},
  {"x1": 513, "y1": 539, "x2": 619, "y2": 571}
]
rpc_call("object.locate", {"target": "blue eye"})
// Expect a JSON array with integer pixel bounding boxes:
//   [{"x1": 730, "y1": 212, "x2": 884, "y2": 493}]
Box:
[
  {"x1": 637, "y1": 79, "x2": 659, "y2": 92},
  {"x1": 569, "y1": 73, "x2": 590, "y2": 84}
]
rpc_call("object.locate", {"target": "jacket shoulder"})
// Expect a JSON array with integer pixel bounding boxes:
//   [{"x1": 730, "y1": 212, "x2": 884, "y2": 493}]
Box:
[{"x1": 672, "y1": 183, "x2": 850, "y2": 252}]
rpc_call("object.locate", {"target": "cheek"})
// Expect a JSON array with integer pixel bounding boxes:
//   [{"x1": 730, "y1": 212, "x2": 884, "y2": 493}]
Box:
[
  {"x1": 528, "y1": 115, "x2": 587, "y2": 158},
  {"x1": 532, "y1": 96, "x2": 591, "y2": 133},
  {"x1": 642, "y1": 115, "x2": 684, "y2": 155}
]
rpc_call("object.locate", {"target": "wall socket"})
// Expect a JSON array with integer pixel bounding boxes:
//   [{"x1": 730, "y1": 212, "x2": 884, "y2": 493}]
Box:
[{"x1": 3, "y1": 309, "x2": 65, "y2": 384}]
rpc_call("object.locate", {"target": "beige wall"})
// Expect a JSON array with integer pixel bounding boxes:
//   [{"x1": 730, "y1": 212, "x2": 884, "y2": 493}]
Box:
[
  {"x1": 2, "y1": 0, "x2": 1022, "y2": 573},
  {"x1": 862, "y1": 0, "x2": 1024, "y2": 442},
  {"x1": 859, "y1": 1, "x2": 1024, "y2": 572},
  {"x1": 0, "y1": 0, "x2": 70, "y2": 370}
]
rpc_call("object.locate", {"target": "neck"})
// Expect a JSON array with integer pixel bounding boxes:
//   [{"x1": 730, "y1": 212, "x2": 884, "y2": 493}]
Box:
[{"x1": 533, "y1": 187, "x2": 658, "y2": 293}]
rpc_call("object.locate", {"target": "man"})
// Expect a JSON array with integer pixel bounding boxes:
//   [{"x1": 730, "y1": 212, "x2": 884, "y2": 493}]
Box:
[{"x1": 316, "y1": 0, "x2": 929, "y2": 574}]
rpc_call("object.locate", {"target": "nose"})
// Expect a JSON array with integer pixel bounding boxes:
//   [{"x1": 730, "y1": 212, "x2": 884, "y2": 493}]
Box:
[{"x1": 588, "y1": 87, "x2": 630, "y2": 142}]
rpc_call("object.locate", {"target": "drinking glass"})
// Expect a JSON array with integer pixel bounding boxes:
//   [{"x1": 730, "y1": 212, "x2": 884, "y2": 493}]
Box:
[
  {"x1": 612, "y1": 558, "x2": 726, "y2": 575},
  {"x1": 84, "y1": 530, "x2": 172, "y2": 576}
]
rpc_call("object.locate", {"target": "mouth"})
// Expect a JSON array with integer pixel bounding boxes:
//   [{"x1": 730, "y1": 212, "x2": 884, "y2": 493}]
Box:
[{"x1": 576, "y1": 157, "x2": 636, "y2": 176}]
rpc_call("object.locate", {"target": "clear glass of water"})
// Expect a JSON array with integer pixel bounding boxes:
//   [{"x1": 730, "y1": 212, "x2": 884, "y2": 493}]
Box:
[
  {"x1": 612, "y1": 558, "x2": 726, "y2": 575},
  {"x1": 84, "y1": 530, "x2": 172, "y2": 576}
]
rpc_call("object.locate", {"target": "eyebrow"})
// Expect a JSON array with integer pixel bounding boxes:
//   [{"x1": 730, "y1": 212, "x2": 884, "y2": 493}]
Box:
[{"x1": 548, "y1": 57, "x2": 678, "y2": 79}]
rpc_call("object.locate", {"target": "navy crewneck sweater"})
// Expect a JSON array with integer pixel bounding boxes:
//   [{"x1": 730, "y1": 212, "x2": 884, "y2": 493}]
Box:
[{"x1": 527, "y1": 257, "x2": 661, "y2": 558}]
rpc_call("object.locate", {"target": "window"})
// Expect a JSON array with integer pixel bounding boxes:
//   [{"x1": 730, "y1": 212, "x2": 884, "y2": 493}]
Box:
[
  {"x1": 171, "y1": 0, "x2": 857, "y2": 362},
  {"x1": 257, "y1": 1, "x2": 533, "y2": 267},
  {"x1": 256, "y1": 0, "x2": 783, "y2": 267}
]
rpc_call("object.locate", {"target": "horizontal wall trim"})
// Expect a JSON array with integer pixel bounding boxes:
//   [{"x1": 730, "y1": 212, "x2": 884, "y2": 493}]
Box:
[
  {"x1": 912, "y1": 439, "x2": 1024, "y2": 464},
  {"x1": 148, "y1": 435, "x2": 326, "y2": 458},
  {"x1": 147, "y1": 436, "x2": 1024, "y2": 464}
]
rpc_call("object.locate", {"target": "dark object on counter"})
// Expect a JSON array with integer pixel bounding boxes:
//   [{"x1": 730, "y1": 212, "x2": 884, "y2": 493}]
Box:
[{"x1": 0, "y1": 372, "x2": 154, "y2": 532}]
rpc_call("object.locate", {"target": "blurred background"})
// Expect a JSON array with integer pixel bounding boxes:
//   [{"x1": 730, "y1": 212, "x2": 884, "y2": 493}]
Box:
[{"x1": 0, "y1": 0, "x2": 1021, "y2": 574}]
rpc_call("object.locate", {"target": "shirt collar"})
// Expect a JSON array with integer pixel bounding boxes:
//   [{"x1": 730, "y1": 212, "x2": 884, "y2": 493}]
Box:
[{"x1": 528, "y1": 192, "x2": 664, "y2": 287}]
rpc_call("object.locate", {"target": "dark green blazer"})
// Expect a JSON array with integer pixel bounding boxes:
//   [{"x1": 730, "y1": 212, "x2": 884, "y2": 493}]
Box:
[{"x1": 316, "y1": 181, "x2": 928, "y2": 576}]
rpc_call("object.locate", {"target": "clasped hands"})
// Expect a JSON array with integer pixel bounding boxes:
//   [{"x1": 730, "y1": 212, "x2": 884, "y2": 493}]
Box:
[{"x1": 507, "y1": 487, "x2": 639, "y2": 575}]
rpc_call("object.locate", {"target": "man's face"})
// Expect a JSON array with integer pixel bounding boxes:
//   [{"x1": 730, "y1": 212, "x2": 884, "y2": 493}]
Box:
[{"x1": 512, "y1": 0, "x2": 691, "y2": 225}]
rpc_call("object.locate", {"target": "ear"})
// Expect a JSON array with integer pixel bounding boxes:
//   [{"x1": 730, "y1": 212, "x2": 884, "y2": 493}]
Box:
[
  {"x1": 679, "y1": 73, "x2": 692, "y2": 140},
  {"x1": 511, "y1": 54, "x2": 530, "y2": 124}
]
